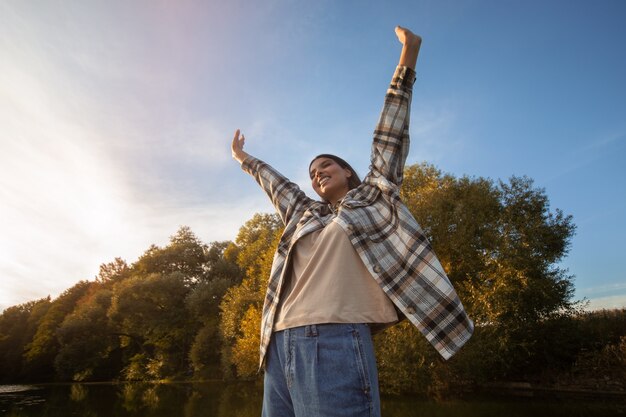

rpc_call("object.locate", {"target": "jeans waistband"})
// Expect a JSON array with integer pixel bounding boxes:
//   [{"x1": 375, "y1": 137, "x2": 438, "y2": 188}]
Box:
[{"x1": 275, "y1": 323, "x2": 370, "y2": 338}]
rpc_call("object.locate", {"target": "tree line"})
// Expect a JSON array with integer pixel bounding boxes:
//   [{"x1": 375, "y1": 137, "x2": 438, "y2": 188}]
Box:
[{"x1": 1, "y1": 163, "x2": 624, "y2": 394}]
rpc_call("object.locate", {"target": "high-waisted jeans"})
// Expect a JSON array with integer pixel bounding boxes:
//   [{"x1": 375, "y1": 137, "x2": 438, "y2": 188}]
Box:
[{"x1": 262, "y1": 323, "x2": 381, "y2": 417}]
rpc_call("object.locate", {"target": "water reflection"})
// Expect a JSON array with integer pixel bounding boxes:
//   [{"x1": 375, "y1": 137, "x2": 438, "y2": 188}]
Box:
[
  {"x1": 0, "y1": 381, "x2": 264, "y2": 417},
  {"x1": 70, "y1": 383, "x2": 88, "y2": 402},
  {"x1": 0, "y1": 382, "x2": 623, "y2": 417},
  {"x1": 0, "y1": 385, "x2": 46, "y2": 415}
]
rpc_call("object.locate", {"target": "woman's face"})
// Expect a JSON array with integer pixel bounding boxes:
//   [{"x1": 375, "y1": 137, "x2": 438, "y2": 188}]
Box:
[{"x1": 309, "y1": 157, "x2": 352, "y2": 204}]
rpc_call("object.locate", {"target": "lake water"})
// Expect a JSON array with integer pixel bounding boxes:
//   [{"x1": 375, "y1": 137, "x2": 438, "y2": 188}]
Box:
[{"x1": 0, "y1": 382, "x2": 623, "y2": 417}]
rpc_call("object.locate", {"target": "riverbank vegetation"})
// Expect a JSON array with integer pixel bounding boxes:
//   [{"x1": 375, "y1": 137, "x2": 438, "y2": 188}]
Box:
[{"x1": 1, "y1": 163, "x2": 624, "y2": 395}]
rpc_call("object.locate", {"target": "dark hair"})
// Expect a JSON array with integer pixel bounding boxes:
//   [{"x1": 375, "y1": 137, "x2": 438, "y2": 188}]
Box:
[{"x1": 309, "y1": 154, "x2": 362, "y2": 191}]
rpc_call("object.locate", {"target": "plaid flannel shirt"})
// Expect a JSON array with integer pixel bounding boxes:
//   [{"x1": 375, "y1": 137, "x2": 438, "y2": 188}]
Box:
[{"x1": 241, "y1": 65, "x2": 474, "y2": 368}]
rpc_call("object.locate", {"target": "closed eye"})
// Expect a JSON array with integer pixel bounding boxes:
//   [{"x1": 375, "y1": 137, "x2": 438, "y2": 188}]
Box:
[{"x1": 310, "y1": 161, "x2": 332, "y2": 179}]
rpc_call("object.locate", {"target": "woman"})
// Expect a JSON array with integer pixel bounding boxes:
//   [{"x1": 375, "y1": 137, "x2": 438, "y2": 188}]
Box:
[{"x1": 231, "y1": 26, "x2": 473, "y2": 417}]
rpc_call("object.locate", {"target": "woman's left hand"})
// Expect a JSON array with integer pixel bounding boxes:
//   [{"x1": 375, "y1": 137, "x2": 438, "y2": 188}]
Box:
[{"x1": 231, "y1": 129, "x2": 250, "y2": 164}]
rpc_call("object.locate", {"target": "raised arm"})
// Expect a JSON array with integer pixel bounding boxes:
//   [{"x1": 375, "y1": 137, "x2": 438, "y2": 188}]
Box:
[
  {"x1": 366, "y1": 27, "x2": 421, "y2": 187},
  {"x1": 230, "y1": 129, "x2": 314, "y2": 225}
]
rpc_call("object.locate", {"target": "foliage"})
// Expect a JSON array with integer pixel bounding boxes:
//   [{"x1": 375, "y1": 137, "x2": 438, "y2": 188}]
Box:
[
  {"x1": 184, "y1": 238, "x2": 242, "y2": 379},
  {"x1": 54, "y1": 286, "x2": 116, "y2": 381},
  {"x1": 22, "y1": 281, "x2": 92, "y2": 379},
  {"x1": 97, "y1": 258, "x2": 131, "y2": 283},
  {"x1": 109, "y1": 271, "x2": 196, "y2": 379},
  {"x1": 374, "y1": 322, "x2": 436, "y2": 395},
  {"x1": 401, "y1": 163, "x2": 576, "y2": 319},
  {"x1": 384, "y1": 163, "x2": 578, "y2": 387},
  {"x1": 189, "y1": 319, "x2": 221, "y2": 378},
  {"x1": 1, "y1": 166, "x2": 622, "y2": 396},
  {"x1": 0, "y1": 297, "x2": 50, "y2": 381},
  {"x1": 133, "y1": 226, "x2": 211, "y2": 285},
  {"x1": 572, "y1": 336, "x2": 626, "y2": 379},
  {"x1": 231, "y1": 305, "x2": 262, "y2": 378},
  {"x1": 0, "y1": 226, "x2": 241, "y2": 382},
  {"x1": 219, "y1": 213, "x2": 282, "y2": 378},
  {"x1": 232, "y1": 213, "x2": 282, "y2": 283}
]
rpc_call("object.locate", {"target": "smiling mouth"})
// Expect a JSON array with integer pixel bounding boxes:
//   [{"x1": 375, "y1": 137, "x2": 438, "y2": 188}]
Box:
[{"x1": 319, "y1": 177, "x2": 330, "y2": 187}]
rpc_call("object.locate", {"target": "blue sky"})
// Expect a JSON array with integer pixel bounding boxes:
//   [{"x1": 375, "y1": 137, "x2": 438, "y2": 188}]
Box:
[{"x1": 1, "y1": 0, "x2": 625, "y2": 312}]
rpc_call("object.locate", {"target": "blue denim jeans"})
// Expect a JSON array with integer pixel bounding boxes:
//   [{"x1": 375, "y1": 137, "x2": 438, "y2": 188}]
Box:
[{"x1": 262, "y1": 323, "x2": 381, "y2": 417}]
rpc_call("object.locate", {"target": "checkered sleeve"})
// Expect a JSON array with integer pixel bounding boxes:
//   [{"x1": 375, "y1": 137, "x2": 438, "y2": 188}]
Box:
[
  {"x1": 241, "y1": 156, "x2": 313, "y2": 225},
  {"x1": 369, "y1": 65, "x2": 416, "y2": 186}
]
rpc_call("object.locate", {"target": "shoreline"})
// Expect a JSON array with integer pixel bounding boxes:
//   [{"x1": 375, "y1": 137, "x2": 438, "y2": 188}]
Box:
[{"x1": 476, "y1": 381, "x2": 626, "y2": 400}]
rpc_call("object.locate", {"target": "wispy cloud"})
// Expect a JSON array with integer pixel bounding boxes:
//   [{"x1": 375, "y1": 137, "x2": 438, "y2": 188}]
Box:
[
  {"x1": 0, "y1": 2, "x2": 256, "y2": 311},
  {"x1": 576, "y1": 283, "x2": 626, "y2": 310},
  {"x1": 543, "y1": 128, "x2": 626, "y2": 185},
  {"x1": 408, "y1": 99, "x2": 465, "y2": 166},
  {"x1": 577, "y1": 282, "x2": 626, "y2": 299},
  {"x1": 586, "y1": 295, "x2": 626, "y2": 311},
  {"x1": 580, "y1": 130, "x2": 626, "y2": 153}
]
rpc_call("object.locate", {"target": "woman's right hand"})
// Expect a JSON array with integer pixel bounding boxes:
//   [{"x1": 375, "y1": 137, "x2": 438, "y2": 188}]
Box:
[
  {"x1": 231, "y1": 129, "x2": 250, "y2": 164},
  {"x1": 395, "y1": 26, "x2": 421, "y2": 70}
]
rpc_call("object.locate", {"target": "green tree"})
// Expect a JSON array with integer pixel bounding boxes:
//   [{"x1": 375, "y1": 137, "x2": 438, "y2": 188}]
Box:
[
  {"x1": 133, "y1": 226, "x2": 211, "y2": 285},
  {"x1": 186, "y1": 241, "x2": 242, "y2": 378},
  {"x1": 109, "y1": 228, "x2": 241, "y2": 380},
  {"x1": 96, "y1": 258, "x2": 131, "y2": 283},
  {"x1": 400, "y1": 164, "x2": 576, "y2": 320},
  {"x1": 0, "y1": 297, "x2": 50, "y2": 382},
  {"x1": 219, "y1": 213, "x2": 282, "y2": 378},
  {"x1": 376, "y1": 163, "x2": 577, "y2": 391},
  {"x1": 232, "y1": 214, "x2": 282, "y2": 282},
  {"x1": 109, "y1": 271, "x2": 195, "y2": 380},
  {"x1": 54, "y1": 285, "x2": 117, "y2": 381},
  {"x1": 374, "y1": 322, "x2": 436, "y2": 395},
  {"x1": 202, "y1": 241, "x2": 243, "y2": 285},
  {"x1": 22, "y1": 281, "x2": 92, "y2": 380}
]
